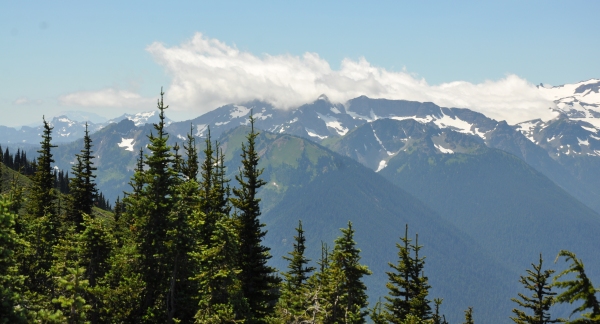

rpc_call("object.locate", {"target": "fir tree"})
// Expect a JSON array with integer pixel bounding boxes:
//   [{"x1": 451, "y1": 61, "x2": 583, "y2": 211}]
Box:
[
  {"x1": 385, "y1": 225, "x2": 432, "y2": 323},
  {"x1": 68, "y1": 124, "x2": 98, "y2": 228},
  {"x1": 182, "y1": 124, "x2": 199, "y2": 182},
  {"x1": 327, "y1": 221, "x2": 372, "y2": 324},
  {"x1": 27, "y1": 117, "x2": 58, "y2": 219},
  {"x1": 135, "y1": 88, "x2": 178, "y2": 322},
  {"x1": 432, "y1": 299, "x2": 448, "y2": 324},
  {"x1": 0, "y1": 196, "x2": 27, "y2": 323},
  {"x1": 511, "y1": 254, "x2": 562, "y2": 324},
  {"x1": 231, "y1": 114, "x2": 279, "y2": 323},
  {"x1": 278, "y1": 220, "x2": 316, "y2": 322},
  {"x1": 553, "y1": 250, "x2": 600, "y2": 323},
  {"x1": 463, "y1": 307, "x2": 474, "y2": 324},
  {"x1": 22, "y1": 117, "x2": 60, "y2": 306}
]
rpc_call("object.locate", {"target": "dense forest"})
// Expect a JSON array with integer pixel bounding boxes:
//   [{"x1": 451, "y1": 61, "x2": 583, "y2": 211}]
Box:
[{"x1": 2, "y1": 91, "x2": 600, "y2": 323}]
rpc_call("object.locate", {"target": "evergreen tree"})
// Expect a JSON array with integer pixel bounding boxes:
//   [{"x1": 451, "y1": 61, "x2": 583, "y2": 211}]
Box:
[
  {"x1": 278, "y1": 220, "x2": 316, "y2": 322},
  {"x1": 511, "y1": 254, "x2": 562, "y2": 324},
  {"x1": 385, "y1": 225, "x2": 432, "y2": 323},
  {"x1": 0, "y1": 196, "x2": 27, "y2": 323},
  {"x1": 22, "y1": 117, "x2": 60, "y2": 306},
  {"x1": 553, "y1": 250, "x2": 600, "y2": 323},
  {"x1": 463, "y1": 307, "x2": 474, "y2": 324},
  {"x1": 69, "y1": 123, "x2": 98, "y2": 230},
  {"x1": 231, "y1": 114, "x2": 279, "y2": 323},
  {"x1": 182, "y1": 124, "x2": 199, "y2": 182},
  {"x1": 27, "y1": 117, "x2": 58, "y2": 219},
  {"x1": 50, "y1": 225, "x2": 91, "y2": 324},
  {"x1": 432, "y1": 299, "x2": 448, "y2": 324},
  {"x1": 327, "y1": 221, "x2": 372, "y2": 324},
  {"x1": 135, "y1": 88, "x2": 178, "y2": 322},
  {"x1": 79, "y1": 213, "x2": 113, "y2": 323}
]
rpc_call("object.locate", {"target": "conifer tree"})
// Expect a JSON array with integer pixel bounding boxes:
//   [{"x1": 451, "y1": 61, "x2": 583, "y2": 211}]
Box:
[
  {"x1": 511, "y1": 254, "x2": 562, "y2": 324},
  {"x1": 50, "y1": 225, "x2": 91, "y2": 323},
  {"x1": 327, "y1": 221, "x2": 372, "y2": 324},
  {"x1": 182, "y1": 124, "x2": 199, "y2": 182},
  {"x1": 68, "y1": 123, "x2": 98, "y2": 229},
  {"x1": 463, "y1": 307, "x2": 474, "y2": 324},
  {"x1": 278, "y1": 220, "x2": 316, "y2": 322},
  {"x1": 135, "y1": 88, "x2": 178, "y2": 322},
  {"x1": 553, "y1": 250, "x2": 600, "y2": 323},
  {"x1": 432, "y1": 299, "x2": 448, "y2": 324},
  {"x1": 0, "y1": 196, "x2": 27, "y2": 323},
  {"x1": 385, "y1": 225, "x2": 432, "y2": 323},
  {"x1": 22, "y1": 117, "x2": 59, "y2": 305},
  {"x1": 79, "y1": 213, "x2": 113, "y2": 323},
  {"x1": 27, "y1": 117, "x2": 58, "y2": 219},
  {"x1": 231, "y1": 114, "x2": 279, "y2": 323}
]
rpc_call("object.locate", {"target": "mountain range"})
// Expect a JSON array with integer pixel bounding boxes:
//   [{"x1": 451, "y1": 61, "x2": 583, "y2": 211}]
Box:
[{"x1": 2, "y1": 79, "x2": 600, "y2": 322}]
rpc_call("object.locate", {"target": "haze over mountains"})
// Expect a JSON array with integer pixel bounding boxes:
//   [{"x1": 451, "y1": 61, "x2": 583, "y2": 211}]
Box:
[{"x1": 2, "y1": 79, "x2": 600, "y2": 322}]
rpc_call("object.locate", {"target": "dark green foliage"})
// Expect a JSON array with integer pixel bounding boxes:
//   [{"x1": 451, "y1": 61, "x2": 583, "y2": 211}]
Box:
[
  {"x1": 231, "y1": 115, "x2": 280, "y2": 323},
  {"x1": 21, "y1": 117, "x2": 60, "y2": 304},
  {"x1": 384, "y1": 225, "x2": 432, "y2": 323},
  {"x1": 182, "y1": 123, "x2": 199, "y2": 181},
  {"x1": 432, "y1": 298, "x2": 448, "y2": 324},
  {"x1": 68, "y1": 123, "x2": 98, "y2": 228},
  {"x1": 327, "y1": 221, "x2": 372, "y2": 324},
  {"x1": 278, "y1": 220, "x2": 316, "y2": 321},
  {"x1": 463, "y1": 307, "x2": 474, "y2": 324},
  {"x1": 0, "y1": 196, "x2": 27, "y2": 323},
  {"x1": 0, "y1": 146, "x2": 35, "y2": 176},
  {"x1": 511, "y1": 254, "x2": 562, "y2": 324},
  {"x1": 27, "y1": 117, "x2": 58, "y2": 219},
  {"x1": 553, "y1": 250, "x2": 600, "y2": 323},
  {"x1": 134, "y1": 89, "x2": 179, "y2": 322}
]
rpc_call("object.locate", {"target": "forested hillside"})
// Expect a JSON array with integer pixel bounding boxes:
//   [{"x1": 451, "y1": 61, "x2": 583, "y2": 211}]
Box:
[{"x1": 2, "y1": 92, "x2": 600, "y2": 323}]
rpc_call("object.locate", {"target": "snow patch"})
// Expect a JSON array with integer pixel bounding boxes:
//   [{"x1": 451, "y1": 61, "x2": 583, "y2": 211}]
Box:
[
  {"x1": 196, "y1": 124, "x2": 208, "y2": 137},
  {"x1": 317, "y1": 113, "x2": 349, "y2": 136},
  {"x1": 305, "y1": 128, "x2": 328, "y2": 139},
  {"x1": 433, "y1": 113, "x2": 477, "y2": 136},
  {"x1": 118, "y1": 138, "x2": 135, "y2": 151},
  {"x1": 581, "y1": 125, "x2": 598, "y2": 133},
  {"x1": 578, "y1": 137, "x2": 590, "y2": 146},
  {"x1": 230, "y1": 105, "x2": 250, "y2": 119},
  {"x1": 434, "y1": 144, "x2": 454, "y2": 154},
  {"x1": 330, "y1": 107, "x2": 341, "y2": 114},
  {"x1": 375, "y1": 160, "x2": 387, "y2": 172}
]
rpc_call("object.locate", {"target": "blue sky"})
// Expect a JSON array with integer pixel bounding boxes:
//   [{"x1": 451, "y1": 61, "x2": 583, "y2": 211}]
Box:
[{"x1": 2, "y1": 1, "x2": 599, "y2": 127}]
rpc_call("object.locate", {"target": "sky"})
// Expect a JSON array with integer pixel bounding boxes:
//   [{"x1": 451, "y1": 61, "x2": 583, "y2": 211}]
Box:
[{"x1": 2, "y1": 1, "x2": 599, "y2": 127}]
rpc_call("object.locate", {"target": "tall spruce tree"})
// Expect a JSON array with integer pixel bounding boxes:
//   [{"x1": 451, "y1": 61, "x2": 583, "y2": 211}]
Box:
[
  {"x1": 0, "y1": 195, "x2": 27, "y2": 323},
  {"x1": 27, "y1": 117, "x2": 58, "y2": 219},
  {"x1": 278, "y1": 220, "x2": 316, "y2": 322},
  {"x1": 385, "y1": 225, "x2": 432, "y2": 323},
  {"x1": 553, "y1": 250, "x2": 600, "y2": 323},
  {"x1": 327, "y1": 221, "x2": 372, "y2": 324},
  {"x1": 511, "y1": 254, "x2": 562, "y2": 324},
  {"x1": 68, "y1": 123, "x2": 97, "y2": 229},
  {"x1": 22, "y1": 117, "x2": 60, "y2": 306},
  {"x1": 231, "y1": 114, "x2": 279, "y2": 323},
  {"x1": 134, "y1": 88, "x2": 178, "y2": 322},
  {"x1": 463, "y1": 307, "x2": 474, "y2": 324},
  {"x1": 182, "y1": 123, "x2": 199, "y2": 182}
]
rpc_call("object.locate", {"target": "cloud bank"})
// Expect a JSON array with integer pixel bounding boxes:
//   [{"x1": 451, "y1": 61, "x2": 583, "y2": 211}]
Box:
[
  {"x1": 59, "y1": 88, "x2": 155, "y2": 109},
  {"x1": 61, "y1": 33, "x2": 558, "y2": 124}
]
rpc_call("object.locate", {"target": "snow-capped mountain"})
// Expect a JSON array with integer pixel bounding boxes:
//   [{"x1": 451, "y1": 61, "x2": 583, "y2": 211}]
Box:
[
  {"x1": 0, "y1": 111, "x2": 169, "y2": 144},
  {"x1": 107, "y1": 111, "x2": 172, "y2": 127}
]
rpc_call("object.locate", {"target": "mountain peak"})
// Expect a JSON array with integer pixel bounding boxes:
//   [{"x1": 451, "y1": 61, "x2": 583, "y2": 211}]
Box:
[{"x1": 317, "y1": 94, "x2": 330, "y2": 102}]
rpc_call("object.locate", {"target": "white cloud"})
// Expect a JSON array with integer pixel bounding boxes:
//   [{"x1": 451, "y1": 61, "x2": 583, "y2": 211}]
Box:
[
  {"x1": 14, "y1": 97, "x2": 43, "y2": 105},
  {"x1": 145, "y1": 32, "x2": 557, "y2": 124},
  {"x1": 58, "y1": 88, "x2": 155, "y2": 108}
]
